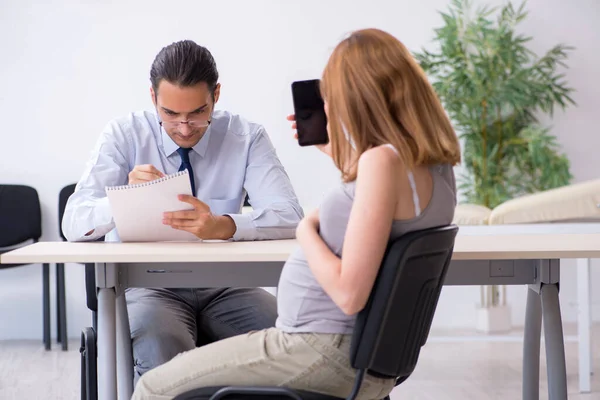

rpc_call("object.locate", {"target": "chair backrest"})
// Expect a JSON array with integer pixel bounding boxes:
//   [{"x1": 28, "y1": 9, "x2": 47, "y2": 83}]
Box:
[
  {"x1": 349, "y1": 224, "x2": 458, "y2": 382},
  {"x1": 0, "y1": 184, "x2": 43, "y2": 247},
  {"x1": 58, "y1": 183, "x2": 76, "y2": 241},
  {"x1": 57, "y1": 184, "x2": 99, "y2": 312}
]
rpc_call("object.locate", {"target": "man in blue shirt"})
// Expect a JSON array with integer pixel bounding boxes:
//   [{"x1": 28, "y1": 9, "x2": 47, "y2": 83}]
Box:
[{"x1": 62, "y1": 40, "x2": 303, "y2": 384}]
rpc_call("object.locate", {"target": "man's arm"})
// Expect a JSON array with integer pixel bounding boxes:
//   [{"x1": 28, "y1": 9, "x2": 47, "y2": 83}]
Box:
[
  {"x1": 226, "y1": 127, "x2": 304, "y2": 241},
  {"x1": 62, "y1": 121, "x2": 130, "y2": 242}
]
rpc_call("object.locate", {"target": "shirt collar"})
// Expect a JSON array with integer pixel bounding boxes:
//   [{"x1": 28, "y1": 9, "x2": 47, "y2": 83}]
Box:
[{"x1": 160, "y1": 121, "x2": 213, "y2": 158}]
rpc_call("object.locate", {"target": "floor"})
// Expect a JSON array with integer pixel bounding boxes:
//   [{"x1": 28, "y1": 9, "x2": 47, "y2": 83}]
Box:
[{"x1": 0, "y1": 325, "x2": 598, "y2": 400}]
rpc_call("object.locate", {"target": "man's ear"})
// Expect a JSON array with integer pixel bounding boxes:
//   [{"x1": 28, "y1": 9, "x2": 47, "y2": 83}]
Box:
[
  {"x1": 150, "y1": 87, "x2": 157, "y2": 106},
  {"x1": 213, "y1": 83, "x2": 221, "y2": 104}
]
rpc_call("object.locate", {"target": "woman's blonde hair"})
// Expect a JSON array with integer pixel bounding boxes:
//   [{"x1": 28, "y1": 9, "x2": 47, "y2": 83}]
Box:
[{"x1": 321, "y1": 28, "x2": 461, "y2": 181}]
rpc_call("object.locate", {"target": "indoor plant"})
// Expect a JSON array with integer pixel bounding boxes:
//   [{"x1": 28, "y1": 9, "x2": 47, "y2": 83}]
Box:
[{"x1": 414, "y1": 0, "x2": 576, "y2": 330}]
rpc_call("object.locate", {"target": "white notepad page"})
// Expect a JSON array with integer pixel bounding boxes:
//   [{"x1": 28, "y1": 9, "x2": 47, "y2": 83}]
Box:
[{"x1": 105, "y1": 170, "x2": 199, "y2": 242}]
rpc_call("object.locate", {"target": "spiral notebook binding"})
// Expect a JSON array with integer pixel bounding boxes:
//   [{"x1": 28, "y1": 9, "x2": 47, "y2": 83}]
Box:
[{"x1": 105, "y1": 170, "x2": 189, "y2": 191}]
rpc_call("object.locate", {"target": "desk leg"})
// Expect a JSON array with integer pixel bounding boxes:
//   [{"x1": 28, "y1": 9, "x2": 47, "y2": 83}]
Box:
[
  {"x1": 116, "y1": 292, "x2": 134, "y2": 400},
  {"x1": 541, "y1": 283, "x2": 568, "y2": 400},
  {"x1": 523, "y1": 286, "x2": 542, "y2": 400},
  {"x1": 98, "y1": 288, "x2": 117, "y2": 400},
  {"x1": 96, "y1": 262, "x2": 118, "y2": 400},
  {"x1": 577, "y1": 258, "x2": 592, "y2": 393}
]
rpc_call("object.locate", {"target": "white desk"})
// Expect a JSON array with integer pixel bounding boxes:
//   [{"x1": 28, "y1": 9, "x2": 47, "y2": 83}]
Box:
[
  {"x1": 459, "y1": 223, "x2": 598, "y2": 393},
  {"x1": 4, "y1": 232, "x2": 600, "y2": 400}
]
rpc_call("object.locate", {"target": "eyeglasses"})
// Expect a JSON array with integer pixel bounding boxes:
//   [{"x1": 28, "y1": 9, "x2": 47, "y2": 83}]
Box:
[{"x1": 159, "y1": 119, "x2": 211, "y2": 129}]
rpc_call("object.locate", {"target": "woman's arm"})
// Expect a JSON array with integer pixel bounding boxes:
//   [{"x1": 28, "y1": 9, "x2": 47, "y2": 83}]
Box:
[{"x1": 297, "y1": 146, "x2": 399, "y2": 315}]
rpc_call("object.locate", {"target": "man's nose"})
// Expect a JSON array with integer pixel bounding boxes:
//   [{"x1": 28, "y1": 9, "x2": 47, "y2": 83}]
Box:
[{"x1": 179, "y1": 122, "x2": 193, "y2": 135}]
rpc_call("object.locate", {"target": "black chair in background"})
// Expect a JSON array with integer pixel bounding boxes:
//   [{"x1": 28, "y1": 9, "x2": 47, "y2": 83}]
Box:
[
  {"x1": 0, "y1": 184, "x2": 52, "y2": 350},
  {"x1": 58, "y1": 183, "x2": 101, "y2": 368},
  {"x1": 173, "y1": 225, "x2": 459, "y2": 400},
  {"x1": 81, "y1": 267, "x2": 98, "y2": 400},
  {"x1": 55, "y1": 183, "x2": 77, "y2": 351},
  {"x1": 60, "y1": 183, "x2": 100, "y2": 400}
]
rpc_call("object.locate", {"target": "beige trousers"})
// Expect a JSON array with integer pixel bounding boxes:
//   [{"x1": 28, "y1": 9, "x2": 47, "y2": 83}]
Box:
[{"x1": 132, "y1": 327, "x2": 395, "y2": 400}]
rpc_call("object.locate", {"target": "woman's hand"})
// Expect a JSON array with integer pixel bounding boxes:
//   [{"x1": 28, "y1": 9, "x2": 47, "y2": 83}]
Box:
[
  {"x1": 287, "y1": 114, "x2": 332, "y2": 157},
  {"x1": 305, "y1": 207, "x2": 319, "y2": 228},
  {"x1": 286, "y1": 114, "x2": 299, "y2": 140},
  {"x1": 296, "y1": 208, "x2": 320, "y2": 242}
]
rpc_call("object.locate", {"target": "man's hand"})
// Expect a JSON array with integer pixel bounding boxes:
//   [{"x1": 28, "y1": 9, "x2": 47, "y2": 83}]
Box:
[
  {"x1": 128, "y1": 164, "x2": 165, "y2": 185},
  {"x1": 163, "y1": 195, "x2": 237, "y2": 240}
]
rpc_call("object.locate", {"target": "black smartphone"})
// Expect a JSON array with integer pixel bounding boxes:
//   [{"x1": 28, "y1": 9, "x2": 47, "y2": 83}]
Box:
[{"x1": 291, "y1": 79, "x2": 329, "y2": 146}]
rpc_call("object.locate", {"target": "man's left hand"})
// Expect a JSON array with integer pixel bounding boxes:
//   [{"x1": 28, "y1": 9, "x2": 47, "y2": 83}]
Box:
[{"x1": 163, "y1": 195, "x2": 237, "y2": 240}]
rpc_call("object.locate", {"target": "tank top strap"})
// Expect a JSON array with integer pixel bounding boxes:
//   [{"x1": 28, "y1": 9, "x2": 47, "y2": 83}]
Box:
[{"x1": 384, "y1": 144, "x2": 421, "y2": 217}]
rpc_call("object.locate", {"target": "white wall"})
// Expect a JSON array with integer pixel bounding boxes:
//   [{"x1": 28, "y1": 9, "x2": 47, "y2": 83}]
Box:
[{"x1": 0, "y1": 0, "x2": 598, "y2": 340}]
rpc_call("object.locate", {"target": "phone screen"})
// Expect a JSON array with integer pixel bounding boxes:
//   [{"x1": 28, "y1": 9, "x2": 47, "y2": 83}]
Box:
[{"x1": 291, "y1": 79, "x2": 329, "y2": 147}]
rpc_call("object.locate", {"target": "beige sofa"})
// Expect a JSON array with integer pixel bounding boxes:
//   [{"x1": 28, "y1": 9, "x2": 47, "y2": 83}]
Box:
[{"x1": 454, "y1": 179, "x2": 600, "y2": 226}]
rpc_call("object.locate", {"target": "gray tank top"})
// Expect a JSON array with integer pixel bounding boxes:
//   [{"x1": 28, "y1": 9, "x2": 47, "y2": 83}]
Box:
[{"x1": 276, "y1": 145, "x2": 457, "y2": 334}]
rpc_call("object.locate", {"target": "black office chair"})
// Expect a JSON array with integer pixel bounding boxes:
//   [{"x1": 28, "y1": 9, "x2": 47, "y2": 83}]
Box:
[
  {"x1": 80, "y1": 261, "x2": 98, "y2": 400},
  {"x1": 0, "y1": 184, "x2": 52, "y2": 350},
  {"x1": 172, "y1": 225, "x2": 459, "y2": 400},
  {"x1": 55, "y1": 183, "x2": 78, "y2": 351},
  {"x1": 59, "y1": 182, "x2": 101, "y2": 400}
]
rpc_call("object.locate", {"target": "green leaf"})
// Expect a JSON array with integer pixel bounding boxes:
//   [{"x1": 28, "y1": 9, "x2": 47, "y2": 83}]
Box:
[{"x1": 416, "y1": 0, "x2": 575, "y2": 207}]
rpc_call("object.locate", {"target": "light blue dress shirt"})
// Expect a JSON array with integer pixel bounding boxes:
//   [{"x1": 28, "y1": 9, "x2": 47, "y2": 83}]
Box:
[{"x1": 62, "y1": 109, "x2": 304, "y2": 242}]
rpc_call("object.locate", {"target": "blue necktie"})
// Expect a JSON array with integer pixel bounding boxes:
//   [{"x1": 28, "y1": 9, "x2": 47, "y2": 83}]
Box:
[{"x1": 177, "y1": 147, "x2": 196, "y2": 196}]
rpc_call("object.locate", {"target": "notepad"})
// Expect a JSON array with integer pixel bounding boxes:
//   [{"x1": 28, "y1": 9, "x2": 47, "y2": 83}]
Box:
[{"x1": 105, "y1": 170, "x2": 200, "y2": 242}]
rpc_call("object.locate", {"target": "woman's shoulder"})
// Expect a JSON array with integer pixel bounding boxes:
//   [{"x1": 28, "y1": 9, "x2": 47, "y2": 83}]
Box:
[
  {"x1": 360, "y1": 144, "x2": 400, "y2": 163},
  {"x1": 357, "y1": 145, "x2": 402, "y2": 177}
]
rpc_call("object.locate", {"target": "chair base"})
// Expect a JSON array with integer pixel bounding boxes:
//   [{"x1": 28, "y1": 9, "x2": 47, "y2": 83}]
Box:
[{"x1": 173, "y1": 386, "x2": 344, "y2": 400}]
